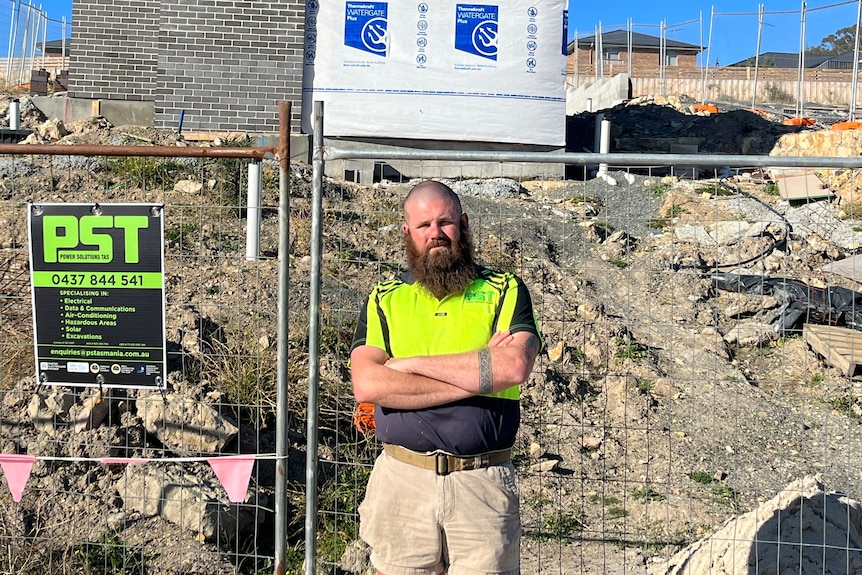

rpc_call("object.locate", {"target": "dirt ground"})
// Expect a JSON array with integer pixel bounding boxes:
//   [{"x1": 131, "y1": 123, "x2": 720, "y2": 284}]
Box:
[{"x1": 0, "y1": 93, "x2": 861, "y2": 574}]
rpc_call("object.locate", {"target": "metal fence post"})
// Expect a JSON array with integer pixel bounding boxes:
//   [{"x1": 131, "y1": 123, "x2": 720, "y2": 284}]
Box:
[
  {"x1": 275, "y1": 100, "x2": 292, "y2": 575},
  {"x1": 304, "y1": 100, "x2": 325, "y2": 575}
]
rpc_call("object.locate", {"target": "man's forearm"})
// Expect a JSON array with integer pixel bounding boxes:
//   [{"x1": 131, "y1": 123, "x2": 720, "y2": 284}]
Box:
[
  {"x1": 388, "y1": 346, "x2": 527, "y2": 394},
  {"x1": 352, "y1": 359, "x2": 473, "y2": 409}
]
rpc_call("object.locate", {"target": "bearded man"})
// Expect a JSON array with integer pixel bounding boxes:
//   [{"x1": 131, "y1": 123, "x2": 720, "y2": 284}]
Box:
[{"x1": 350, "y1": 180, "x2": 542, "y2": 575}]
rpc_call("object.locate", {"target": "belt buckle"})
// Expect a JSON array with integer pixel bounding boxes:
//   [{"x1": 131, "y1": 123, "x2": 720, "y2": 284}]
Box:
[{"x1": 435, "y1": 452, "x2": 449, "y2": 475}]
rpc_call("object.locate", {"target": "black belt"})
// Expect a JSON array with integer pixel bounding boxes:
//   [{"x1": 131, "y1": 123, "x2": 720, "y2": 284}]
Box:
[{"x1": 383, "y1": 443, "x2": 512, "y2": 476}]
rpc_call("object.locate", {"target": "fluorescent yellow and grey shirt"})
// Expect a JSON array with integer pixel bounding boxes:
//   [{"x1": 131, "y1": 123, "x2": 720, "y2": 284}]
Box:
[{"x1": 351, "y1": 267, "x2": 541, "y2": 455}]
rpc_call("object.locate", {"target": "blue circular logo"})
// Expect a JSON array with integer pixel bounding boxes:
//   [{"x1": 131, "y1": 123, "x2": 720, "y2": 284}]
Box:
[
  {"x1": 361, "y1": 18, "x2": 389, "y2": 55},
  {"x1": 472, "y1": 21, "x2": 498, "y2": 57}
]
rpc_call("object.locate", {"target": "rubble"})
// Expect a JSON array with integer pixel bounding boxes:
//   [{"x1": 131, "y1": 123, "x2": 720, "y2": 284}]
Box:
[
  {"x1": 118, "y1": 463, "x2": 262, "y2": 543},
  {"x1": 136, "y1": 390, "x2": 239, "y2": 456},
  {"x1": 650, "y1": 476, "x2": 862, "y2": 575}
]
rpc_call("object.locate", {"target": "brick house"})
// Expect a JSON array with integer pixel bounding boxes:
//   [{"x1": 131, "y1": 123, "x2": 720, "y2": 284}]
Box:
[
  {"x1": 568, "y1": 30, "x2": 703, "y2": 76},
  {"x1": 70, "y1": 0, "x2": 306, "y2": 133},
  {"x1": 728, "y1": 50, "x2": 857, "y2": 70}
]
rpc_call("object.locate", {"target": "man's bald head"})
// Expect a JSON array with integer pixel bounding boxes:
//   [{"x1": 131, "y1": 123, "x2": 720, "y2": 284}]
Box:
[
  {"x1": 403, "y1": 181, "x2": 463, "y2": 218},
  {"x1": 400, "y1": 180, "x2": 476, "y2": 299}
]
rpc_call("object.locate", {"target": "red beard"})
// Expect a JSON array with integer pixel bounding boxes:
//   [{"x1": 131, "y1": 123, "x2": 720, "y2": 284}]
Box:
[{"x1": 404, "y1": 223, "x2": 477, "y2": 299}]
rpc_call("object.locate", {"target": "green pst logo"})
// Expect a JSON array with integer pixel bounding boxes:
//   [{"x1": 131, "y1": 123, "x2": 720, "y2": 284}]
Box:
[{"x1": 42, "y1": 215, "x2": 149, "y2": 264}]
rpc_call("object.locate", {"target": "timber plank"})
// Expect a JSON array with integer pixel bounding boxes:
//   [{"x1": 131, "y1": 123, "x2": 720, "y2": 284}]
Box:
[{"x1": 804, "y1": 323, "x2": 862, "y2": 376}]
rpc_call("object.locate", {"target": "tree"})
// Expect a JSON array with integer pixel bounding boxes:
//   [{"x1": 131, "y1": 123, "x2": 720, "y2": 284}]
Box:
[
  {"x1": 744, "y1": 55, "x2": 775, "y2": 67},
  {"x1": 807, "y1": 24, "x2": 856, "y2": 55}
]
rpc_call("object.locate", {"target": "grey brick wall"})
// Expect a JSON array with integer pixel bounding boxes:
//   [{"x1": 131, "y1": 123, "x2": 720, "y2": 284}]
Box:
[
  {"x1": 69, "y1": 0, "x2": 305, "y2": 132},
  {"x1": 70, "y1": 0, "x2": 160, "y2": 101}
]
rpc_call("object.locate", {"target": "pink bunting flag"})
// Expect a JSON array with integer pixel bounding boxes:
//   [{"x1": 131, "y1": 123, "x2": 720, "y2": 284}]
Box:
[
  {"x1": 0, "y1": 454, "x2": 36, "y2": 502},
  {"x1": 208, "y1": 457, "x2": 255, "y2": 503}
]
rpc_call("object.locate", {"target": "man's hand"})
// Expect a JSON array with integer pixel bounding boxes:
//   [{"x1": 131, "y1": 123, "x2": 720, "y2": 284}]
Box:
[{"x1": 487, "y1": 330, "x2": 514, "y2": 348}]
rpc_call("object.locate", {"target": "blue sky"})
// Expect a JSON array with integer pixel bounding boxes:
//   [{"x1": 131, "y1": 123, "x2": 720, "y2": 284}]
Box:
[{"x1": 27, "y1": 0, "x2": 862, "y2": 66}]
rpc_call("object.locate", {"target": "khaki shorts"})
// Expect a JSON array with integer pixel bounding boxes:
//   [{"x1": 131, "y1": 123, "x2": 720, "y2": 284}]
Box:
[{"x1": 358, "y1": 450, "x2": 520, "y2": 575}]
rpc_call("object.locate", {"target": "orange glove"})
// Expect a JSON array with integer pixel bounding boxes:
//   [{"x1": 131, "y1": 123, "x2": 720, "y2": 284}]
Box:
[{"x1": 353, "y1": 402, "x2": 376, "y2": 434}]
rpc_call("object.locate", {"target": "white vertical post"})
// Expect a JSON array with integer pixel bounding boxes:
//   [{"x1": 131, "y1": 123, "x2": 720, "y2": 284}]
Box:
[
  {"x1": 245, "y1": 160, "x2": 262, "y2": 260},
  {"x1": 10, "y1": 99, "x2": 20, "y2": 130},
  {"x1": 597, "y1": 119, "x2": 617, "y2": 185},
  {"x1": 595, "y1": 22, "x2": 603, "y2": 81},
  {"x1": 40, "y1": 9, "x2": 47, "y2": 71},
  {"x1": 704, "y1": 7, "x2": 715, "y2": 104},
  {"x1": 599, "y1": 119, "x2": 610, "y2": 174},
  {"x1": 797, "y1": 0, "x2": 807, "y2": 118},
  {"x1": 30, "y1": 3, "x2": 41, "y2": 75},
  {"x1": 594, "y1": 112, "x2": 604, "y2": 153},
  {"x1": 627, "y1": 18, "x2": 633, "y2": 78},
  {"x1": 17, "y1": 3, "x2": 31, "y2": 86},
  {"x1": 752, "y1": 4, "x2": 764, "y2": 108},
  {"x1": 246, "y1": 159, "x2": 262, "y2": 261},
  {"x1": 7, "y1": 0, "x2": 21, "y2": 85},
  {"x1": 574, "y1": 28, "x2": 579, "y2": 88},
  {"x1": 61, "y1": 17, "x2": 67, "y2": 71},
  {"x1": 851, "y1": 0, "x2": 862, "y2": 121}
]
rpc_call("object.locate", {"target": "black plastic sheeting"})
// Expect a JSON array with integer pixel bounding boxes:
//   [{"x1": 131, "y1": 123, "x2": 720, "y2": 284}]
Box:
[{"x1": 712, "y1": 273, "x2": 862, "y2": 332}]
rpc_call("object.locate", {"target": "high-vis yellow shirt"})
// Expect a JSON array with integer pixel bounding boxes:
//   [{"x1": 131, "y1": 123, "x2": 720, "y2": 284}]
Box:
[{"x1": 351, "y1": 267, "x2": 541, "y2": 454}]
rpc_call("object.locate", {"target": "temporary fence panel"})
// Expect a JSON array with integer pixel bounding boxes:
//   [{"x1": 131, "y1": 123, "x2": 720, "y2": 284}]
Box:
[
  {"x1": 0, "y1": 137, "x2": 297, "y2": 574},
  {"x1": 308, "y1": 104, "x2": 862, "y2": 574},
  {"x1": 0, "y1": 0, "x2": 69, "y2": 89},
  {"x1": 4, "y1": 108, "x2": 862, "y2": 575},
  {"x1": 707, "y1": 1, "x2": 860, "y2": 113}
]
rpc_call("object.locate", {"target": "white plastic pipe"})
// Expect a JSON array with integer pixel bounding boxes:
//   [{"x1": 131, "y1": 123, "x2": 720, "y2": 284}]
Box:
[
  {"x1": 246, "y1": 159, "x2": 262, "y2": 261},
  {"x1": 10, "y1": 99, "x2": 20, "y2": 130},
  {"x1": 597, "y1": 118, "x2": 617, "y2": 185},
  {"x1": 593, "y1": 113, "x2": 604, "y2": 153},
  {"x1": 599, "y1": 118, "x2": 611, "y2": 174}
]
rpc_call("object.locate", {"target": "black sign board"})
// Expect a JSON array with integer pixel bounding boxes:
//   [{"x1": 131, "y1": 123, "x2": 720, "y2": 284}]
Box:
[{"x1": 28, "y1": 203, "x2": 167, "y2": 389}]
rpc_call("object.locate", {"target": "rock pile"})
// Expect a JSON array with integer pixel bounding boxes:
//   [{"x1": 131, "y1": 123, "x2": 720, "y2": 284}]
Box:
[{"x1": 650, "y1": 476, "x2": 862, "y2": 575}]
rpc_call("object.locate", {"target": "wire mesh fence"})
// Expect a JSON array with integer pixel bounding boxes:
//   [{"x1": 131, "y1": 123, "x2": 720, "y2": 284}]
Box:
[
  {"x1": 313, "y1": 134, "x2": 862, "y2": 574},
  {"x1": 1, "y1": 112, "x2": 862, "y2": 575},
  {"x1": 571, "y1": 0, "x2": 862, "y2": 120},
  {"x1": 0, "y1": 139, "x2": 297, "y2": 574},
  {"x1": 0, "y1": 0, "x2": 69, "y2": 89}
]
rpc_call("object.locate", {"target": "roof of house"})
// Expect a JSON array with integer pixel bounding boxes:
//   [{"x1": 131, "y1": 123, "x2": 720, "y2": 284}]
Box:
[
  {"x1": 823, "y1": 50, "x2": 857, "y2": 63},
  {"x1": 38, "y1": 38, "x2": 71, "y2": 56},
  {"x1": 728, "y1": 50, "x2": 845, "y2": 68},
  {"x1": 568, "y1": 30, "x2": 703, "y2": 55}
]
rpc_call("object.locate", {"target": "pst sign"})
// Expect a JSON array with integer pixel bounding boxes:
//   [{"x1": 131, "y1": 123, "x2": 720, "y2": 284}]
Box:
[
  {"x1": 41, "y1": 215, "x2": 150, "y2": 264},
  {"x1": 28, "y1": 203, "x2": 167, "y2": 389}
]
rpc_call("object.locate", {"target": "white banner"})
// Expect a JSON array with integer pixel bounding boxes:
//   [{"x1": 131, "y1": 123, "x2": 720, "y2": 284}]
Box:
[{"x1": 302, "y1": 1, "x2": 568, "y2": 146}]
